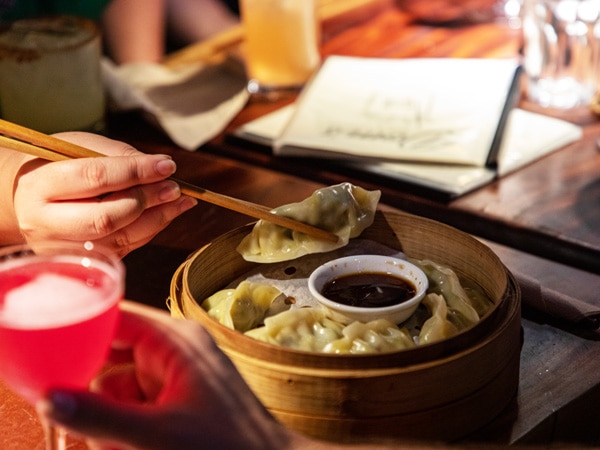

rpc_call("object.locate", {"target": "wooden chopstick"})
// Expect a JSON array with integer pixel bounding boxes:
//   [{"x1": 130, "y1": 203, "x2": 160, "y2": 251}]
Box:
[
  {"x1": 163, "y1": 26, "x2": 244, "y2": 67},
  {"x1": 0, "y1": 119, "x2": 339, "y2": 243}
]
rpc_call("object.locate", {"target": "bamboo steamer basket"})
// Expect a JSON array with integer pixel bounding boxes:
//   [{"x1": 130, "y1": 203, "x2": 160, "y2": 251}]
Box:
[{"x1": 170, "y1": 210, "x2": 522, "y2": 443}]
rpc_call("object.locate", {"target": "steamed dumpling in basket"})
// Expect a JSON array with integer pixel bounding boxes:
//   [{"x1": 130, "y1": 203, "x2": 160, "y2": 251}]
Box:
[{"x1": 237, "y1": 182, "x2": 381, "y2": 263}]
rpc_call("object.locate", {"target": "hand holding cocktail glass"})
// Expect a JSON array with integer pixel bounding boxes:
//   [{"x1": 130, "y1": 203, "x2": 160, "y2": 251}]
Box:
[{"x1": 0, "y1": 241, "x2": 124, "y2": 450}]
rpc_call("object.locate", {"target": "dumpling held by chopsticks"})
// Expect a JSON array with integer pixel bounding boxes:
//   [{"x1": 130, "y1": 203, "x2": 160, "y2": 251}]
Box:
[{"x1": 237, "y1": 183, "x2": 380, "y2": 263}]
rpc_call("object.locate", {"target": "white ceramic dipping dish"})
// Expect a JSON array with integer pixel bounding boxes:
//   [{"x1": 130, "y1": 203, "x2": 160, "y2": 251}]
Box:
[{"x1": 308, "y1": 254, "x2": 429, "y2": 324}]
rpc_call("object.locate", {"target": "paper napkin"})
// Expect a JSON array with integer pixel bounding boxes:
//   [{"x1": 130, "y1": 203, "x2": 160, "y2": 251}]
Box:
[
  {"x1": 101, "y1": 56, "x2": 249, "y2": 151},
  {"x1": 517, "y1": 272, "x2": 600, "y2": 329}
]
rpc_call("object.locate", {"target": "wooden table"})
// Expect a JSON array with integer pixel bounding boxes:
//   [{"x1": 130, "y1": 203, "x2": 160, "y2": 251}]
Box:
[
  {"x1": 2, "y1": 124, "x2": 599, "y2": 448},
  {"x1": 2, "y1": 1, "x2": 600, "y2": 448}
]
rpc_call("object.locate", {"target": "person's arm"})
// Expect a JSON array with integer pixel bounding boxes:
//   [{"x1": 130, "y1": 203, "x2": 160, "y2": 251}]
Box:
[
  {"x1": 0, "y1": 148, "x2": 31, "y2": 244},
  {"x1": 40, "y1": 302, "x2": 299, "y2": 450},
  {"x1": 39, "y1": 302, "x2": 420, "y2": 450},
  {"x1": 1, "y1": 132, "x2": 197, "y2": 257},
  {"x1": 101, "y1": 0, "x2": 166, "y2": 64},
  {"x1": 166, "y1": 0, "x2": 239, "y2": 45}
]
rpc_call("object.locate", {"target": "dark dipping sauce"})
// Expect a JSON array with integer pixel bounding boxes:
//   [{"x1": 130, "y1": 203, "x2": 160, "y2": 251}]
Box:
[{"x1": 321, "y1": 272, "x2": 417, "y2": 308}]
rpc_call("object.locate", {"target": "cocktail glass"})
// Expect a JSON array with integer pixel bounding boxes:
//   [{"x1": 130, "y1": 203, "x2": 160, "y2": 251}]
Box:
[{"x1": 0, "y1": 241, "x2": 124, "y2": 449}]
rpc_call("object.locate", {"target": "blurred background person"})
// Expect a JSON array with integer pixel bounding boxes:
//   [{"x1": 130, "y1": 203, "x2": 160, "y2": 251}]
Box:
[{"x1": 0, "y1": 0, "x2": 240, "y2": 64}]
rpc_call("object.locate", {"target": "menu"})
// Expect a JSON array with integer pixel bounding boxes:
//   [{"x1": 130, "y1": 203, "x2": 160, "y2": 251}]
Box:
[
  {"x1": 232, "y1": 56, "x2": 582, "y2": 198},
  {"x1": 233, "y1": 104, "x2": 581, "y2": 198},
  {"x1": 273, "y1": 56, "x2": 522, "y2": 167}
]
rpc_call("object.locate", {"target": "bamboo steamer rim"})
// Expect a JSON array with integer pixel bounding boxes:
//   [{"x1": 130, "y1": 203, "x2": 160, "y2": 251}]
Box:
[
  {"x1": 171, "y1": 260, "x2": 520, "y2": 374},
  {"x1": 208, "y1": 284, "x2": 519, "y2": 376},
  {"x1": 170, "y1": 210, "x2": 518, "y2": 370}
]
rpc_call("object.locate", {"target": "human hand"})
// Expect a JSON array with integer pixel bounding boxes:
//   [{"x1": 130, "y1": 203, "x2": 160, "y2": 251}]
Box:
[
  {"x1": 12, "y1": 132, "x2": 197, "y2": 257},
  {"x1": 39, "y1": 301, "x2": 299, "y2": 450}
]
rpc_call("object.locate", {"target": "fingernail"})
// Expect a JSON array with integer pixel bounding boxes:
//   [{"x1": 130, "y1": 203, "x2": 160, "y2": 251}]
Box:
[
  {"x1": 156, "y1": 158, "x2": 177, "y2": 176},
  {"x1": 159, "y1": 181, "x2": 181, "y2": 202},
  {"x1": 179, "y1": 196, "x2": 198, "y2": 212},
  {"x1": 43, "y1": 391, "x2": 77, "y2": 421}
]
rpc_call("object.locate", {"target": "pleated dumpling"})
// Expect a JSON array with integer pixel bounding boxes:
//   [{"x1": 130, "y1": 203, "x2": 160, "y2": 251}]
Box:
[
  {"x1": 322, "y1": 320, "x2": 416, "y2": 354},
  {"x1": 201, "y1": 280, "x2": 288, "y2": 333},
  {"x1": 245, "y1": 307, "x2": 346, "y2": 352},
  {"x1": 414, "y1": 259, "x2": 493, "y2": 345},
  {"x1": 418, "y1": 293, "x2": 460, "y2": 344},
  {"x1": 245, "y1": 307, "x2": 416, "y2": 354},
  {"x1": 237, "y1": 183, "x2": 381, "y2": 263},
  {"x1": 412, "y1": 259, "x2": 482, "y2": 326}
]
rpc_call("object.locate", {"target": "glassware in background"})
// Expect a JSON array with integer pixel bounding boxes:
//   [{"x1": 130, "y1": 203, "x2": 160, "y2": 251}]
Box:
[
  {"x1": 0, "y1": 241, "x2": 124, "y2": 450},
  {"x1": 522, "y1": 0, "x2": 600, "y2": 109},
  {"x1": 239, "y1": 0, "x2": 321, "y2": 98},
  {"x1": 494, "y1": 0, "x2": 524, "y2": 27},
  {"x1": 0, "y1": 16, "x2": 106, "y2": 134}
]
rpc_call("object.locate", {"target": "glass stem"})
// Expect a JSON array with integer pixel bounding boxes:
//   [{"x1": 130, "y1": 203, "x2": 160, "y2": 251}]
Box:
[{"x1": 42, "y1": 417, "x2": 66, "y2": 450}]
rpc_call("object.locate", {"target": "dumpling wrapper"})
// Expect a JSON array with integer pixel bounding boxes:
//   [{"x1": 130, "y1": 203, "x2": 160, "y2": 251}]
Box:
[
  {"x1": 412, "y1": 259, "x2": 481, "y2": 326},
  {"x1": 201, "y1": 280, "x2": 288, "y2": 333},
  {"x1": 236, "y1": 182, "x2": 381, "y2": 263},
  {"x1": 322, "y1": 319, "x2": 415, "y2": 354},
  {"x1": 245, "y1": 307, "x2": 415, "y2": 354},
  {"x1": 418, "y1": 293, "x2": 459, "y2": 344},
  {"x1": 245, "y1": 307, "x2": 347, "y2": 352}
]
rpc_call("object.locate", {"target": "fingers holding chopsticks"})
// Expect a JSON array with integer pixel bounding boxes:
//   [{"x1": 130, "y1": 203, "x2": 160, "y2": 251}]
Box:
[
  {"x1": 1, "y1": 122, "x2": 338, "y2": 244},
  {"x1": 10, "y1": 134, "x2": 197, "y2": 257}
]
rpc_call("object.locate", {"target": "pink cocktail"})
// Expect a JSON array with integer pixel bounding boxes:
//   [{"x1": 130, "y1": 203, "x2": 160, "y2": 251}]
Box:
[{"x1": 0, "y1": 241, "x2": 124, "y2": 449}]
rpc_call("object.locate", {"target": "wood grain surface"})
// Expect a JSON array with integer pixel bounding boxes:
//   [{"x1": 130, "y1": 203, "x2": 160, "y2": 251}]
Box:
[{"x1": 2, "y1": 1, "x2": 600, "y2": 448}]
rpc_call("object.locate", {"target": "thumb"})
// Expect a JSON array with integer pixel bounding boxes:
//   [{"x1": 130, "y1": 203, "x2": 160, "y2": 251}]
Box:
[{"x1": 38, "y1": 389, "x2": 156, "y2": 447}]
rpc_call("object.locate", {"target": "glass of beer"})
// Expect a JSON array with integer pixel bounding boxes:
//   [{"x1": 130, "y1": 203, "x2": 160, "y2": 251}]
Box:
[{"x1": 239, "y1": 0, "x2": 321, "y2": 98}]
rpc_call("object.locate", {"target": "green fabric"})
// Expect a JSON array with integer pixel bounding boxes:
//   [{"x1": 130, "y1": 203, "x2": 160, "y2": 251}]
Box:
[{"x1": 1, "y1": 0, "x2": 112, "y2": 22}]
